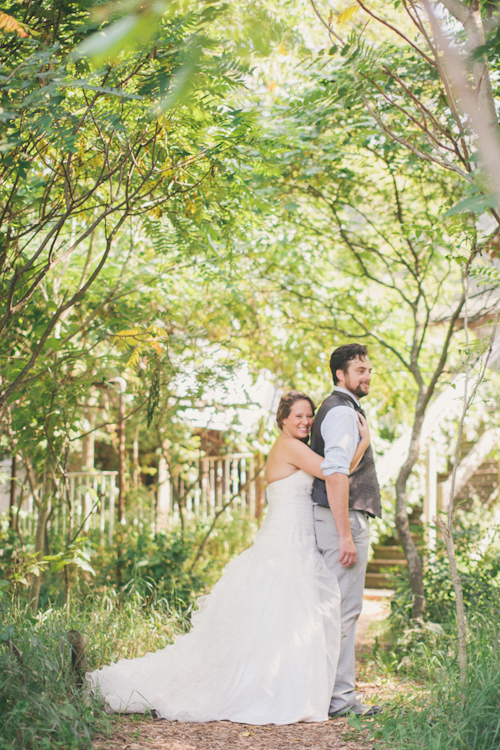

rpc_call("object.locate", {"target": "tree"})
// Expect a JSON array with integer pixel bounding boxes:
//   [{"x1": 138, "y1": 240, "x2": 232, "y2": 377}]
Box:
[
  {"x1": 306, "y1": 0, "x2": 499, "y2": 215},
  {"x1": 0, "y1": 0, "x2": 268, "y2": 610},
  {"x1": 0, "y1": 0, "x2": 255, "y2": 411},
  {"x1": 236, "y1": 53, "x2": 499, "y2": 613},
  {"x1": 278, "y1": 0, "x2": 500, "y2": 616}
]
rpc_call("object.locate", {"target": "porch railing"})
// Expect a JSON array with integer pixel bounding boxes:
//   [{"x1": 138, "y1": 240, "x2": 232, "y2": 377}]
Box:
[
  {"x1": 161, "y1": 452, "x2": 265, "y2": 527},
  {"x1": 5, "y1": 453, "x2": 265, "y2": 541}
]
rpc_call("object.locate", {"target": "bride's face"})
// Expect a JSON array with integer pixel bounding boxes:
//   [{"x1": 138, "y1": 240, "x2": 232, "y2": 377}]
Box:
[{"x1": 281, "y1": 400, "x2": 314, "y2": 440}]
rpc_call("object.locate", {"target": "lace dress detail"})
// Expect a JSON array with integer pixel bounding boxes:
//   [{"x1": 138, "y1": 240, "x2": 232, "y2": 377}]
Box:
[{"x1": 86, "y1": 470, "x2": 341, "y2": 725}]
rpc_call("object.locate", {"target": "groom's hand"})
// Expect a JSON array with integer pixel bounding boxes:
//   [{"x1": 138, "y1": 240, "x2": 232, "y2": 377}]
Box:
[
  {"x1": 338, "y1": 536, "x2": 357, "y2": 567},
  {"x1": 325, "y1": 474, "x2": 357, "y2": 567}
]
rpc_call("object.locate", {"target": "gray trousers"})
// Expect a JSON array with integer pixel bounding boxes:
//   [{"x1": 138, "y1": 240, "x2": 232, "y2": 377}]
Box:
[{"x1": 313, "y1": 505, "x2": 370, "y2": 712}]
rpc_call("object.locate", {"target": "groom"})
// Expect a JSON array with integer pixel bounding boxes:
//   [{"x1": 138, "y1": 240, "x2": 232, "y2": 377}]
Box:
[{"x1": 310, "y1": 343, "x2": 382, "y2": 718}]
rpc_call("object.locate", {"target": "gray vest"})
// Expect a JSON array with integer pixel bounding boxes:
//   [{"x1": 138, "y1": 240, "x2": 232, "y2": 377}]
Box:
[{"x1": 310, "y1": 391, "x2": 382, "y2": 519}]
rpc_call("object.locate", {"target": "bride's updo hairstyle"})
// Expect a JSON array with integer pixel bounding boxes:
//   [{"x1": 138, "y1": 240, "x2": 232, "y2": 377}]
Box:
[{"x1": 276, "y1": 391, "x2": 316, "y2": 430}]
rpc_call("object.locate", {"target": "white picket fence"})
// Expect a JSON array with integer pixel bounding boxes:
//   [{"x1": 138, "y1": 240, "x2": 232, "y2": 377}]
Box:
[
  {"x1": 62, "y1": 471, "x2": 119, "y2": 541},
  {"x1": 6, "y1": 453, "x2": 265, "y2": 541},
  {"x1": 160, "y1": 453, "x2": 264, "y2": 526},
  {"x1": 12, "y1": 471, "x2": 119, "y2": 542}
]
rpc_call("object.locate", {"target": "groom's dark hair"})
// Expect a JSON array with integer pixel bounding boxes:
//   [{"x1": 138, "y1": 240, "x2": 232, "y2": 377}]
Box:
[{"x1": 330, "y1": 344, "x2": 369, "y2": 384}]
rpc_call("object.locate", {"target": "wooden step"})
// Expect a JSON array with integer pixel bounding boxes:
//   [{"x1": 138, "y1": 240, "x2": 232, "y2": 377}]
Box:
[
  {"x1": 365, "y1": 572, "x2": 394, "y2": 589},
  {"x1": 367, "y1": 559, "x2": 407, "y2": 573},
  {"x1": 372, "y1": 545, "x2": 405, "y2": 560}
]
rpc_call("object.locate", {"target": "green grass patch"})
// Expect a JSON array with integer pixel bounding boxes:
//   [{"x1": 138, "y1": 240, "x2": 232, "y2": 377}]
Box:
[
  {"x1": 0, "y1": 584, "x2": 190, "y2": 750},
  {"x1": 0, "y1": 513, "x2": 259, "y2": 749}
]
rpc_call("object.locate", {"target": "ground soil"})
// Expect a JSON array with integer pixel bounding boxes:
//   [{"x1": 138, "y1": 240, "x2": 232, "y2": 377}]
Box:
[
  {"x1": 92, "y1": 594, "x2": 397, "y2": 750},
  {"x1": 92, "y1": 715, "x2": 375, "y2": 750}
]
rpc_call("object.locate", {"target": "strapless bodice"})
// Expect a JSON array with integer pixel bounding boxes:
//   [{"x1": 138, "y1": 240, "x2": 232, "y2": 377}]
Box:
[
  {"x1": 253, "y1": 470, "x2": 315, "y2": 552},
  {"x1": 266, "y1": 469, "x2": 314, "y2": 496}
]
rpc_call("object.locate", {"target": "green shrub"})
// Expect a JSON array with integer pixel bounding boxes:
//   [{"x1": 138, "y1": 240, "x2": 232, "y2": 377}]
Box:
[
  {"x1": 1, "y1": 512, "x2": 258, "y2": 611},
  {"x1": 0, "y1": 513, "x2": 259, "y2": 749},
  {"x1": 369, "y1": 504, "x2": 500, "y2": 749},
  {"x1": 0, "y1": 608, "x2": 107, "y2": 750},
  {"x1": 0, "y1": 582, "x2": 191, "y2": 750},
  {"x1": 89, "y1": 513, "x2": 258, "y2": 604},
  {"x1": 374, "y1": 623, "x2": 500, "y2": 750},
  {"x1": 389, "y1": 505, "x2": 500, "y2": 633},
  {"x1": 93, "y1": 527, "x2": 206, "y2": 606}
]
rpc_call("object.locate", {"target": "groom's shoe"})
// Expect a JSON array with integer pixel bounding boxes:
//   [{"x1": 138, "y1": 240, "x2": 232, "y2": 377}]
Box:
[{"x1": 329, "y1": 700, "x2": 382, "y2": 718}]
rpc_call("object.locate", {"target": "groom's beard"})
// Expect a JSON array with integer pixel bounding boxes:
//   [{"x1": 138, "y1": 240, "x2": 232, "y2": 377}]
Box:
[
  {"x1": 352, "y1": 386, "x2": 368, "y2": 398},
  {"x1": 346, "y1": 381, "x2": 369, "y2": 399}
]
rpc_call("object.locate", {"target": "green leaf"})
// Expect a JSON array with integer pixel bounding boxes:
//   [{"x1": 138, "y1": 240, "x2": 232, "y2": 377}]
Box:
[
  {"x1": 348, "y1": 712, "x2": 364, "y2": 730},
  {"x1": 444, "y1": 194, "x2": 498, "y2": 217},
  {"x1": 74, "y1": 14, "x2": 158, "y2": 65},
  {"x1": 337, "y1": 6, "x2": 359, "y2": 26},
  {"x1": 0, "y1": 625, "x2": 14, "y2": 642},
  {"x1": 74, "y1": 556, "x2": 96, "y2": 575}
]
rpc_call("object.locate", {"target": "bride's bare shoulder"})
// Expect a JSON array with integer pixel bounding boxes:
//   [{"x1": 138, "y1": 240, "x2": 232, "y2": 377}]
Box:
[
  {"x1": 266, "y1": 433, "x2": 287, "y2": 465},
  {"x1": 266, "y1": 434, "x2": 298, "y2": 483}
]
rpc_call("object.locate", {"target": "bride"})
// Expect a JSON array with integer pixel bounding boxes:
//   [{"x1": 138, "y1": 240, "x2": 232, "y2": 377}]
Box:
[{"x1": 87, "y1": 390, "x2": 369, "y2": 725}]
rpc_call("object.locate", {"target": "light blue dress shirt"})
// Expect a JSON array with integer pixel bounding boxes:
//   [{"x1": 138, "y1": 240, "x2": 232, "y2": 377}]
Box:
[{"x1": 320, "y1": 386, "x2": 361, "y2": 477}]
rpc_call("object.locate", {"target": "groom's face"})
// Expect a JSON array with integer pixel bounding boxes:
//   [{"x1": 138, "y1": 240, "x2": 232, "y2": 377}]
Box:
[{"x1": 336, "y1": 356, "x2": 372, "y2": 399}]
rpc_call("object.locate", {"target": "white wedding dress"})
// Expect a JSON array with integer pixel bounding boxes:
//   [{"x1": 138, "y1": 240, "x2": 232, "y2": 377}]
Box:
[{"x1": 87, "y1": 470, "x2": 341, "y2": 725}]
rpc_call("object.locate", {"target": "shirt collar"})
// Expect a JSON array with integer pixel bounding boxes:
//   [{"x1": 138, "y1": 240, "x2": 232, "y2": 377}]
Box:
[{"x1": 334, "y1": 385, "x2": 360, "y2": 407}]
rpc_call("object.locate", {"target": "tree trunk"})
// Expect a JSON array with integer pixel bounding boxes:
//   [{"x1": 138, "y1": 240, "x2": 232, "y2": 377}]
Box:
[
  {"x1": 439, "y1": 0, "x2": 497, "y2": 128},
  {"x1": 64, "y1": 470, "x2": 75, "y2": 615},
  {"x1": 117, "y1": 387, "x2": 126, "y2": 524},
  {"x1": 67, "y1": 629, "x2": 86, "y2": 688},
  {"x1": 81, "y1": 406, "x2": 96, "y2": 471},
  {"x1": 395, "y1": 405, "x2": 426, "y2": 618},
  {"x1": 64, "y1": 564, "x2": 72, "y2": 617},
  {"x1": 133, "y1": 424, "x2": 140, "y2": 489},
  {"x1": 9, "y1": 454, "x2": 17, "y2": 530},
  {"x1": 29, "y1": 500, "x2": 50, "y2": 613},
  {"x1": 157, "y1": 450, "x2": 171, "y2": 531},
  {"x1": 108, "y1": 377, "x2": 127, "y2": 588},
  {"x1": 434, "y1": 517, "x2": 468, "y2": 684}
]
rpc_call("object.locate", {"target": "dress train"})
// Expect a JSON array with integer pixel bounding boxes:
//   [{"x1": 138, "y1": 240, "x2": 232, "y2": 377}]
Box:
[{"x1": 87, "y1": 470, "x2": 341, "y2": 725}]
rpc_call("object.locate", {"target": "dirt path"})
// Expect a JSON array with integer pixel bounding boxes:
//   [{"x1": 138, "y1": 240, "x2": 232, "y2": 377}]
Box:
[
  {"x1": 92, "y1": 593, "x2": 393, "y2": 750},
  {"x1": 92, "y1": 715, "x2": 375, "y2": 750},
  {"x1": 354, "y1": 591, "x2": 398, "y2": 708}
]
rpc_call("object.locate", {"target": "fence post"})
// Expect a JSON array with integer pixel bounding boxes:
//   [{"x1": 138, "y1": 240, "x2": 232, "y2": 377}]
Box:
[
  {"x1": 109, "y1": 475, "x2": 116, "y2": 544},
  {"x1": 201, "y1": 458, "x2": 209, "y2": 518},
  {"x1": 249, "y1": 456, "x2": 256, "y2": 519},
  {"x1": 231, "y1": 458, "x2": 239, "y2": 511},
  {"x1": 255, "y1": 453, "x2": 266, "y2": 522},
  {"x1": 100, "y1": 475, "x2": 106, "y2": 538},
  {"x1": 240, "y1": 457, "x2": 247, "y2": 512},
  {"x1": 157, "y1": 454, "x2": 171, "y2": 530},
  {"x1": 216, "y1": 459, "x2": 223, "y2": 511},
  {"x1": 209, "y1": 460, "x2": 215, "y2": 515}
]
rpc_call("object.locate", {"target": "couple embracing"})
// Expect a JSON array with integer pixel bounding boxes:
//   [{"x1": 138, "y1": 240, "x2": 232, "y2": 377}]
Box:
[{"x1": 88, "y1": 344, "x2": 382, "y2": 724}]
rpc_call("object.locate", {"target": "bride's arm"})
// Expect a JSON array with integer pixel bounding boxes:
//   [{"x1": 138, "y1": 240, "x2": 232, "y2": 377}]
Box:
[
  {"x1": 349, "y1": 414, "x2": 370, "y2": 474},
  {"x1": 285, "y1": 413, "x2": 370, "y2": 479},
  {"x1": 284, "y1": 439, "x2": 325, "y2": 479}
]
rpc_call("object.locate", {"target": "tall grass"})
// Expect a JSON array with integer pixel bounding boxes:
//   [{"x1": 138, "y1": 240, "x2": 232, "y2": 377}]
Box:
[
  {"x1": 373, "y1": 621, "x2": 500, "y2": 749},
  {"x1": 0, "y1": 513, "x2": 259, "y2": 749},
  {"x1": 370, "y1": 505, "x2": 500, "y2": 750},
  {"x1": 0, "y1": 582, "x2": 191, "y2": 750}
]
